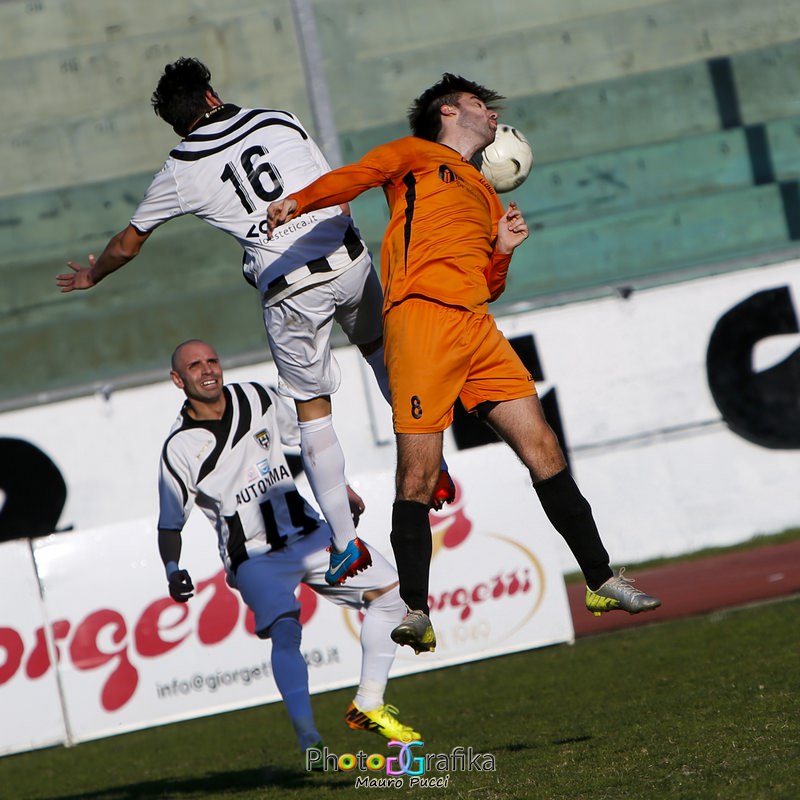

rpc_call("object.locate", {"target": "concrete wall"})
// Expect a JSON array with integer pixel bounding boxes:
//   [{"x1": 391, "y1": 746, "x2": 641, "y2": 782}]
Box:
[{"x1": 1, "y1": 0, "x2": 799, "y2": 405}]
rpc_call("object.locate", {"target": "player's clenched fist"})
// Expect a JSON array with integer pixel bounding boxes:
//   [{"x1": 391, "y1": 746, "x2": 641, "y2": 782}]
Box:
[
  {"x1": 266, "y1": 198, "x2": 299, "y2": 237},
  {"x1": 168, "y1": 569, "x2": 195, "y2": 602}
]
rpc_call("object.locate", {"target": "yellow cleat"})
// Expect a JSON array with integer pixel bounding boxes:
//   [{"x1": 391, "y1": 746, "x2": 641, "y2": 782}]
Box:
[{"x1": 345, "y1": 702, "x2": 421, "y2": 743}]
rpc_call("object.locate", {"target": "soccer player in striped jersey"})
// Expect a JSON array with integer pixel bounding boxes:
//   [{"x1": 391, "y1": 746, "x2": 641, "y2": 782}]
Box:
[
  {"x1": 158, "y1": 339, "x2": 420, "y2": 757},
  {"x1": 267, "y1": 74, "x2": 661, "y2": 654},
  {"x1": 56, "y1": 57, "x2": 455, "y2": 588}
]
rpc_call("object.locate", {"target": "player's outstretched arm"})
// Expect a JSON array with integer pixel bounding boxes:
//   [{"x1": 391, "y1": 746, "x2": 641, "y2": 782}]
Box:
[
  {"x1": 57, "y1": 224, "x2": 151, "y2": 293},
  {"x1": 495, "y1": 201, "x2": 529, "y2": 255}
]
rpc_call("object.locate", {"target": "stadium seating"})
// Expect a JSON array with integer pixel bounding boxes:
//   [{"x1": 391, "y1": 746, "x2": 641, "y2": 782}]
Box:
[{"x1": 1, "y1": 0, "x2": 799, "y2": 404}]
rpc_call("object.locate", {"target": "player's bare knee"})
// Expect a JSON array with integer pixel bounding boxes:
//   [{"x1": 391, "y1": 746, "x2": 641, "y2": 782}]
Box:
[
  {"x1": 295, "y1": 395, "x2": 332, "y2": 421},
  {"x1": 362, "y1": 581, "x2": 399, "y2": 604},
  {"x1": 362, "y1": 584, "x2": 404, "y2": 620},
  {"x1": 515, "y1": 427, "x2": 565, "y2": 475},
  {"x1": 396, "y1": 469, "x2": 439, "y2": 504}
]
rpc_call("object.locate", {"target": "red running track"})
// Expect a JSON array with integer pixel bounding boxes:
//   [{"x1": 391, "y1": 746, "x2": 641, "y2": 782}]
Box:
[{"x1": 568, "y1": 539, "x2": 800, "y2": 638}]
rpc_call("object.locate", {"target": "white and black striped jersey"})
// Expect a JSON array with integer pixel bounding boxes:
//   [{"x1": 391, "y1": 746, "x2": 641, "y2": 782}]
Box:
[
  {"x1": 158, "y1": 382, "x2": 321, "y2": 572},
  {"x1": 130, "y1": 105, "x2": 366, "y2": 305}
]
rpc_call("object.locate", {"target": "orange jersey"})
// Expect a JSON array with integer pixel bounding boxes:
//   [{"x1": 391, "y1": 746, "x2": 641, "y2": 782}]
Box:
[{"x1": 289, "y1": 136, "x2": 512, "y2": 314}]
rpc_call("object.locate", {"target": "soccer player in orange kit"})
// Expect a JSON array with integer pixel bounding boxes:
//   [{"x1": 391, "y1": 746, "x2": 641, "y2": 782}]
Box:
[{"x1": 267, "y1": 74, "x2": 660, "y2": 654}]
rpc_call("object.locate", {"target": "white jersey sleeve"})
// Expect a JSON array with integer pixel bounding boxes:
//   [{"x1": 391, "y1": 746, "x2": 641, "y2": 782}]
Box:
[
  {"x1": 157, "y1": 414, "x2": 199, "y2": 531},
  {"x1": 131, "y1": 162, "x2": 186, "y2": 234}
]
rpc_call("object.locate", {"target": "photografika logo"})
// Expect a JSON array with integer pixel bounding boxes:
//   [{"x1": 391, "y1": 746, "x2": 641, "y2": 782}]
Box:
[{"x1": 305, "y1": 741, "x2": 496, "y2": 789}]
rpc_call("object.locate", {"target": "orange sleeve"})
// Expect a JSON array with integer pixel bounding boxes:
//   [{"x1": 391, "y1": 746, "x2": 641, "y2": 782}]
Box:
[
  {"x1": 485, "y1": 250, "x2": 512, "y2": 301},
  {"x1": 290, "y1": 141, "x2": 410, "y2": 215}
]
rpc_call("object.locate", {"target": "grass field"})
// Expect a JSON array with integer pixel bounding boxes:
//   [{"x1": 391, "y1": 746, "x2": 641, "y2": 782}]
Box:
[{"x1": 2, "y1": 592, "x2": 798, "y2": 800}]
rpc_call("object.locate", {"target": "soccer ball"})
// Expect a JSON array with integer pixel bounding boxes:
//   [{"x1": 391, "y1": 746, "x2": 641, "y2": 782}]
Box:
[{"x1": 479, "y1": 124, "x2": 533, "y2": 193}]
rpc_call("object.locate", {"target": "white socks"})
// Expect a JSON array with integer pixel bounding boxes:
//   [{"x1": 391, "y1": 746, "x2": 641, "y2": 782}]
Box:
[
  {"x1": 298, "y1": 415, "x2": 356, "y2": 552},
  {"x1": 353, "y1": 586, "x2": 405, "y2": 712}
]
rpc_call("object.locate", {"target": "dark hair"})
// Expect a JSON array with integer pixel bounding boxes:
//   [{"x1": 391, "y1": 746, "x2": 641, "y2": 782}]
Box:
[
  {"x1": 407, "y1": 73, "x2": 505, "y2": 141},
  {"x1": 151, "y1": 58, "x2": 217, "y2": 137}
]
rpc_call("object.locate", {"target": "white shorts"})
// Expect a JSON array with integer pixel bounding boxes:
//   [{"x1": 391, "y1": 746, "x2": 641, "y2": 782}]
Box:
[
  {"x1": 263, "y1": 252, "x2": 384, "y2": 401},
  {"x1": 234, "y1": 523, "x2": 397, "y2": 637}
]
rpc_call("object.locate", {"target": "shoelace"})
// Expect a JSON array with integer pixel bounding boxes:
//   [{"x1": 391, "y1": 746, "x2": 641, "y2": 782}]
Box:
[
  {"x1": 377, "y1": 704, "x2": 415, "y2": 732},
  {"x1": 399, "y1": 610, "x2": 427, "y2": 625},
  {"x1": 612, "y1": 567, "x2": 647, "y2": 597}
]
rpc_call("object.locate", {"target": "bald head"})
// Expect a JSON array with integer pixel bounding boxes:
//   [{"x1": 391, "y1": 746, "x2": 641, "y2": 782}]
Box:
[
  {"x1": 170, "y1": 340, "x2": 225, "y2": 414},
  {"x1": 171, "y1": 339, "x2": 216, "y2": 372}
]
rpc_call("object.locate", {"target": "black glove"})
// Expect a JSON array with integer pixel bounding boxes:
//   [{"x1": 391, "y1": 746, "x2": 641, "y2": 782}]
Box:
[{"x1": 168, "y1": 569, "x2": 194, "y2": 603}]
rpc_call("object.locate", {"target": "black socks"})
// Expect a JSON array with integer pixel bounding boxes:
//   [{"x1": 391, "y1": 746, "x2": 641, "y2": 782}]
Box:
[
  {"x1": 389, "y1": 471, "x2": 612, "y2": 607},
  {"x1": 389, "y1": 500, "x2": 433, "y2": 614},
  {"x1": 534, "y1": 469, "x2": 613, "y2": 590}
]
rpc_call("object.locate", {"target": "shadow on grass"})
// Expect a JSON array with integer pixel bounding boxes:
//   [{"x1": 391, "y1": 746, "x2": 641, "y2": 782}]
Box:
[
  {"x1": 552, "y1": 735, "x2": 593, "y2": 746},
  {"x1": 44, "y1": 764, "x2": 353, "y2": 799},
  {"x1": 492, "y1": 741, "x2": 539, "y2": 753},
  {"x1": 484, "y1": 734, "x2": 593, "y2": 756}
]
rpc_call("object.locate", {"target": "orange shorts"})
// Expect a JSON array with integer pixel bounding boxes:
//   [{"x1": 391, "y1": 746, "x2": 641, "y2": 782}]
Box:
[{"x1": 384, "y1": 298, "x2": 536, "y2": 433}]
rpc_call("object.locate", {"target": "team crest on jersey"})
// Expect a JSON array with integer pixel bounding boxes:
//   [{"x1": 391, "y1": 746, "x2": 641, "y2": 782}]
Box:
[
  {"x1": 254, "y1": 429, "x2": 271, "y2": 450},
  {"x1": 439, "y1": 165, "x2": 458, "y2": 183}
]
